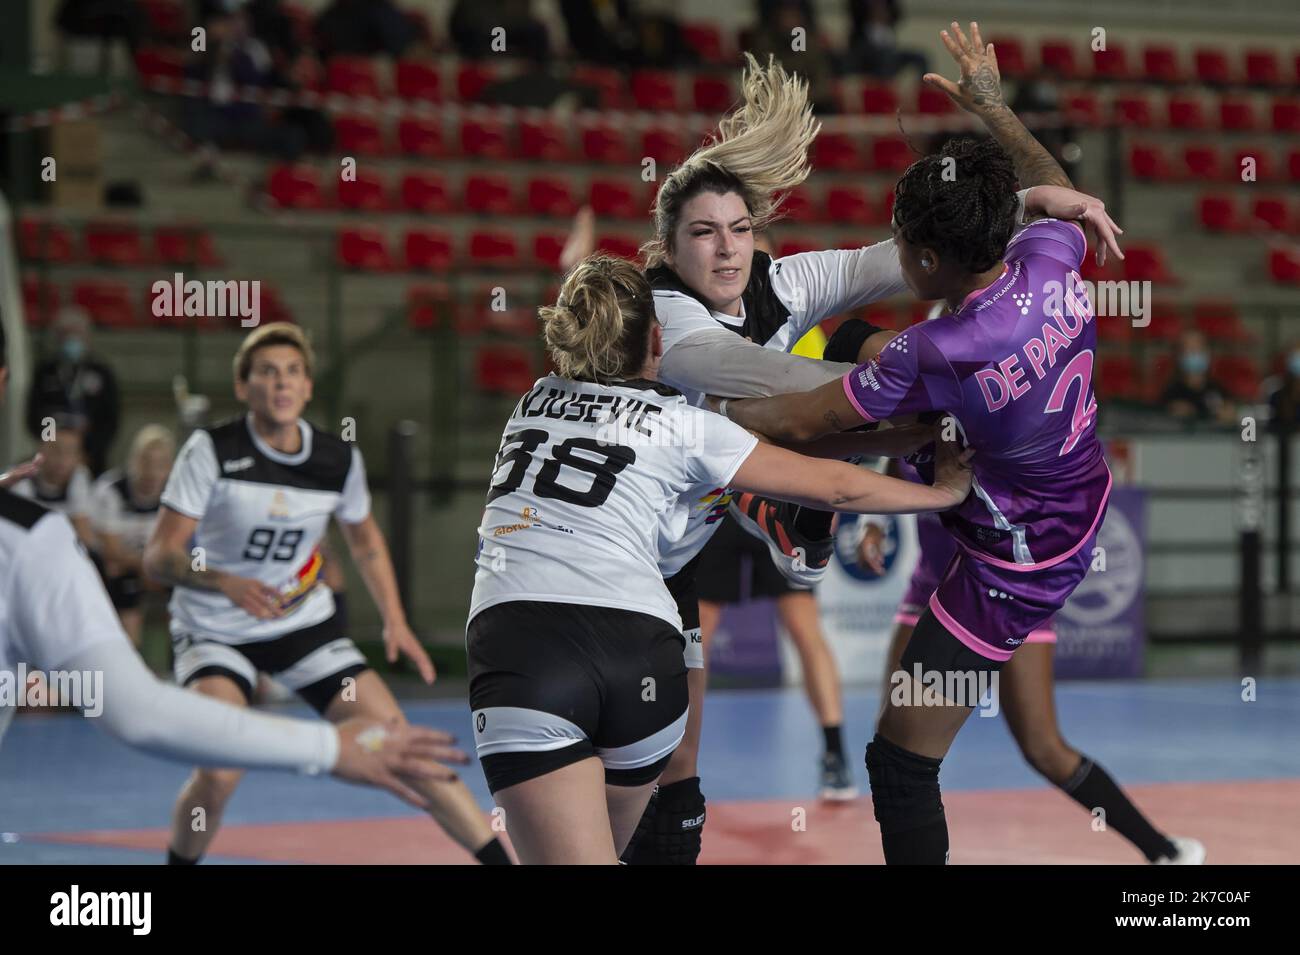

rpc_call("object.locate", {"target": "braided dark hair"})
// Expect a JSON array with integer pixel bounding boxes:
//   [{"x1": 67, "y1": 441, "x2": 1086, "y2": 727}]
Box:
[{"x1": 892, "y1": 136, "x2": 1019, "y2": 274}]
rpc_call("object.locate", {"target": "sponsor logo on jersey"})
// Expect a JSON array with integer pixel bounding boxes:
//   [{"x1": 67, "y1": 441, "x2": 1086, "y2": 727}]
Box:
[
  {"x1": 476, "y1": 712, "x2": 486, "y2": 732},
  {"x1": 277, "y1": 546, "x2": 323, "y2": 612},
  {"x1": 269, "y1": 490, "x2": 292, "y2": 521},
  {"x1": 695, "y1": 488, "x2": 733, "y2": 524},
  {"x1": 222, "y1": 456, "x2": 254, "y2": 473}
]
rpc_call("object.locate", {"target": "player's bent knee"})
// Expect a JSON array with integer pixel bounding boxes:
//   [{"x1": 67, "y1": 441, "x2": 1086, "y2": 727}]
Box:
[
  {"x1": 864, "y1": 733, "x2": 944, "y2": 835},
  {"x1": 193, "y1": 767, "x2": 244, "y2": 801}
]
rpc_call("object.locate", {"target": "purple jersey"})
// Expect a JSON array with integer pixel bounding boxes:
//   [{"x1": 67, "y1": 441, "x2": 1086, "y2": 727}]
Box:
[{"x1": 845, "y1": 219, "x2": 1111, "y2": 572}]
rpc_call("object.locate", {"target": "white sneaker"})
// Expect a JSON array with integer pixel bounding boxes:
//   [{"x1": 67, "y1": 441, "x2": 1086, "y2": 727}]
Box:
[{"x1": 1153, "y1": 836, "x2": 1206, "y2": 865}]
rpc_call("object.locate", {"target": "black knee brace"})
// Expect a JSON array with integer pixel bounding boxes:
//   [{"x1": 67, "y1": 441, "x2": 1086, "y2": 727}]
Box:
[
  {"x1": 620, "y1": 777, "x2": 705, "y2": 865},
  {"x1": 864, "y1": 734, "x2": 944, "y2": 835}
]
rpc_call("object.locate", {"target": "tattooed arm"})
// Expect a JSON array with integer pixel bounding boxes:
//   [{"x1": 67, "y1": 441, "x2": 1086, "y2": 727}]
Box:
[{"x1": 924, "y1": 20, "x2": 1073, "y2": 190}]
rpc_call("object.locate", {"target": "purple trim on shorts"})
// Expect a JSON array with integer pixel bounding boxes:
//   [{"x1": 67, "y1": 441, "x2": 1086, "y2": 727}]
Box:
[
  {"x1": 842, "y1": 374, "x2": 877, "y2": 423},
  {"x1": 957, "y1": 465, "x2": 1113, "y2": 573},
  {"x1": 929, "y1": 592, "x2": 1016, "y2": 662}
]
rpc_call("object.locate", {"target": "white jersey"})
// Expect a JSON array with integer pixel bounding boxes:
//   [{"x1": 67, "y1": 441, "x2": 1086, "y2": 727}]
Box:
[
  {"x1": 11, "y1": 465, "x2": 93, "y2": 520},
  {"x1": 649, "y1": 245, "x2": 906, "y2": 578},
  {"x1": 469, "y1": 375, "x2": 758, "y2": 630},
  {"x1": 89, "y1": 469, "x2": 161, "y2": 558},
  {"x1": 161, "y1": 414, "x2": 370, "y2": 643}
]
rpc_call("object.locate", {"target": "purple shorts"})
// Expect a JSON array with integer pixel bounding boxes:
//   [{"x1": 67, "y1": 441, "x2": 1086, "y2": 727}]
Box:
[{"x1": 896, "y1": 513, "x2": 1059, "y2": 648}]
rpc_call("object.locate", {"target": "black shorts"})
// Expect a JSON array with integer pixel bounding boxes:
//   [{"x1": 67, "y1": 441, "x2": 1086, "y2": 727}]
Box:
[
  {"x1": 664, "y1": 554, "x2": 703, "y2": 669},
  {"x1": 171, "y1": 609, "x2": 370, "y2": 714},
  {"x1": 696, "y1": 513, "x2": 810, "y2": 604},
  {"x1": 467, "y1": 600, "x2": 689, "y2": 794},
  {"x1": 104, "y1": 572, "x2": 143, "y2": 610}
]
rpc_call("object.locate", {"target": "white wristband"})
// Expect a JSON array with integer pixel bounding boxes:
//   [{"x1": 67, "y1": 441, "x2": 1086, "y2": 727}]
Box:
[{"x1": 718, "y1": 398, "x2": 730, "y2": 419}]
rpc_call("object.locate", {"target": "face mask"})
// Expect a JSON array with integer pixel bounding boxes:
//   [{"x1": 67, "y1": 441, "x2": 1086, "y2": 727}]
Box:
[
  {"x1": 61, "y1": 338, "x2": 86, "y2": 363},
  {"x1": 1181, "y1": 352, "x2": 1209, "y2": 375},
  {"x1": 1289, "y1": 353, "x2": 1300, "y2": 378}
]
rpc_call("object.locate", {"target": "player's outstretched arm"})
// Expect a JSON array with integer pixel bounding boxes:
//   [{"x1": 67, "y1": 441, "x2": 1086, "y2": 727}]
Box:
[
  {"x1": 717, "y1": 373, "x2": 866, "y2": 444},
  {"x1": 338, "y1": 515, "x2": 435, "y2": 684}
]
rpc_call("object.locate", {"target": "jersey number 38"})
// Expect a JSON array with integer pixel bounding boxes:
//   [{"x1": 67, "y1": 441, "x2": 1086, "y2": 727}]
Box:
[{"x1": 487, "y1": 428, "x2": 635, "y2": 508}]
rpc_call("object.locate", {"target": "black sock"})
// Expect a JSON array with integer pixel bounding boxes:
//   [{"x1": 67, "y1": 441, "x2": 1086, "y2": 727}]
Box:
[
  {"x1": 881, "y1": 817, "x2": 949, "y2": 865},
  {"x1": 791, "y1": 505, "x2": 834, "y2": 541},
  {"x1": 822, "y1": 724, "x2": 844, "y2": 760},
  {"x1": 1060, "y1": 755, "x2": 1178, "y2": 861},
  {"x1": 167, "y1": 848, "x2": 199, "y2": 865},
  {"x1": 474, "y1": 837, "x2": 512, "y2": 865}
]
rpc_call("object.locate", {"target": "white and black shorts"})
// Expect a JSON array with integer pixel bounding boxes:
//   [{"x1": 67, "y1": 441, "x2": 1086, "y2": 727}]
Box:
[
  {"x1": 172, "y1": 609, "x2": 369, "y2": 714},
  {"x1": 665, "y1": 554, "x2": 704, "y2": 670},
  {"x1": 468, "y1": 600, "x2": 689, "y2": 794}
]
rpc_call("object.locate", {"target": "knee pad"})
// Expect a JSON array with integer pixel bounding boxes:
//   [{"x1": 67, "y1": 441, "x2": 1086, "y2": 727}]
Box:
[
  {"x1": 621, "y1": 777, "x2": 705, "y2": 865},
  {"x1": 864, "y1": 734, "x2": 944, "y2": 835}
]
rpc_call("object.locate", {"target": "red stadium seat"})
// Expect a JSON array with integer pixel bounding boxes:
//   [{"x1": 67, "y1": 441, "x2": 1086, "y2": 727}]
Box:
[
  {"x1": 1095, "y1": 309, "x2": 1134, "y2": 344},
  {"x1": 399, "y1": 172, "x2": 453, "y2": 214},
  {"x1": 1141, "y1": 45, "x2": 1185, "y2": 84},
  {"x1": 1197, "y1": 193, "x2": 1242, "y2": 232},
  {"x1": 395, "y1": 60, "x2": 441, "y2": 101},
  {"x1": 642, "y1": 126, "x2": 686, "y2": 165},
  {"x1": 813, "y1": 132, "x2": 860, "y2": 171},
  {"x1": 825, "y1": 186, "x2": 876, "y2": 225},
  {"x1": 519, "y1": 118, "x2": 569, "y2": 161},
  {"x1": 987, "y1": 36, "x2": 1029, "y2": 78},
  {"x1": 404, "y1": 230, "x2": 453, "y2": 272},
  {"x1": 1040, "y1": 40, "x2": 1082, "y2": 79},
  {"x1": 1167, "y1": 95, "x2": 1208, "y2": 130},
  {"x1": 140, "y1": 0, "x2": 185, "y2": 38},
  {"x1": 457, "y1": 63, "x2": 497, "y2": 102},
  {"x1": 73, "y1": 280, "x2": 135, "y2": 328},
  {"x1": 1182, "y1": 145, "x2": 1222, "y2": 180},
  {"x1": 132, "y1": 47, "x2": 184, "y2": 82},
  {"x1": 1121, "y1": 245, "x2": 1177, "y2": 283},
  {"x1": 860, "y1": 82, "x2": 899, "y2": 114},
  {"x1": 19, "y1": 217, "x2": 76, "y2": 263},
  {"x1": 405, "y1": 283, "x2": 452, "y2": 331},
  {"x1": 776, "y1": 237, "x2": 816, "y2": 258},
  {"x1": 397, "y1": 116, "x2": 444, "y2": 157},
  {"x1": 1194, "y1": 301, "x2": 1253, "y2": 343},
  {"x1": 1231, "y1": 147, "x2": 1272, "y2": 181},
  {"x1": 1092, "y1": 45, "x2": 1131, "y2": 80},
  {"x1": 1271, "y1": 98, "x2": 1300, "y2": 133},
  {"x1": 1129, "y1": 143, "x2": 1174, "y2": 182},
  {"x1": 267, "y1": 164, "x2": 325, "y2": 209},
  {"x1": 468, "y1": 231, "x2": 519, "y2": 267},
  {"x1": 596, "y1": 234, "x2": 640, "y2": 260},
  {"x1": 1219, "y1": 97, "x2": 1258, "y2": 132},
  {"x1": 871, "y1": 135, "x2": 913, "y2": 172},
  {"x1": 580, "y1": 123, "x2": 629, "y2": 164},
  {"x1": 22, "y1": 275, "x2": 60, "y2": 327},
  {"x1": 532, "y1": 233, "x2": 567, "y2": 270},
  {"x1": 337, "y1": 169, "x2": 388, "y2": 210},
  {"x1": 154, "y1": 227, "x2": 222, "y2": 267},
  {"x1": 526, "y1": 177, "x2": 577, "y2": 217},
  {"x1": 1243, "y1": 49, "x2": 1283, "y2": 87},
  {"x1": 682, "y1": 21, "x2": 726, "y2": 64},
  {"x1": 1098, "y1": 356, "x2": 1139, "y2": 400},
  {"x1": 1112, "y1": 93, "x2": 1155, "y2": 127},
  {"x1": 333, "y1": 114, "x2": 385, "y2": 155},
  {"x1": 631, "y1": 70, "x2": 678, "y2": 111},
  {"x1": 589, "y1": 179, "x2": 641, "y2": 219},
  {"x1": 693, "y1": 75, "x2": 734, "y2": 112},
  {"x1": 1146, "y1": 306, "x2": 1184, "y2": 343},
  {"x1": 779, "y1": 187, "x2": 816, "y2": 223},
  {"x1": 475, "y1": 346, "x2": 537, "y2": 395},
  {"x1": 84, "y1": 221, "x2": 148, "y2": 267},
  {"x1": 1251, "y1": 197, "x2": 1290, "y2": 232},
  {"x1": 570, "y1": 65, "x2": 625, "y2": 109},
  {"x1": 1062, "y1": 91, "x2": 1102, "y2": 126},
  {"x1": 1194, "y1": 49, "x2": 1232, "y2": 85},
  {"x1": 326, "y1": 57, "x2": 382, "y2": 97},
  {"x1": 460, "y1": 117, "x2": 510, "y2": 158},
  {"x1": 881, "y1": 185, "x2": 896, "y2": 222},
  {"x1": 916, "y1": 85, "x2": 956, "y2": 115},
  {"x1": 336, "y1": 228, "x2": 392, "y2": 271},
  {"x1": 1268, "y1": 245, "x2": 1300, "y2": 284},
  {"x1": 464, "y1": 174, "x2": 516, "y2": 216},
  {"x1": 1289, "y1": 148, "x2": 1300, "y2": 183},
  {"x1": 1212, "y1": 356, "x2": 1262, "y2": 400}
]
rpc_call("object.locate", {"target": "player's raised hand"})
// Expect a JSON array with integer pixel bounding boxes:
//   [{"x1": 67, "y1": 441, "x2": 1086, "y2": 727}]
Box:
[
  {"x1": 1027, "y1": 184, "x2": 1126, "y2": 268},
  {"x1": 924, "y1": 21, "x2": 1004, "y2": 115},
  {"x1": 220, "y1": 574, "x2": 284, "y2": 619},
  {"x1": 856, "y1": 522, "x2": 887, "y2": 575},
  {"x1": 0, "y1": 453, "x2": 44, "y2": 489},
  {"x1": 385, "y1": 619, "x2": 436, "y2": 684},
  {"x1": 332, "y1": 717, "x2": 468, "y2": 808}
]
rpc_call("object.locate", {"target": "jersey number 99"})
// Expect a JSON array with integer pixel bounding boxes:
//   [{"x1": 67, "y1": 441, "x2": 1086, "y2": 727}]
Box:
[{"x1": 243, "y1": 527, "x2": 304, "y2": 561}]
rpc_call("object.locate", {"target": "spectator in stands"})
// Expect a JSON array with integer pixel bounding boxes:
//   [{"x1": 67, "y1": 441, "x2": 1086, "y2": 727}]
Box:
[
  {"x1": 26, "y1": 307, "x2": 120, "y2": 475},
  {"x1": 745, "y1": 0, "x2": 839, "y2": 113},
  {"x1": 10, "y1": 423, "x2": 96, "y2": 548},
  {"x1": 1161, "y1": 330, "x2": 1235, "y2": 425},
  {"x1": 1265, "y1": 342, "x2": 1300, "y2": 428},
  {"x1": 55, "y1": 0, "x2": 146, "y2": 70},
  {"x1": 315, "y1": 0, "x2": 419, "y2": 59},
  {"x1": 557, "y1": 0, "x2": 692, "y2": 69},
  {"x1": 841, "y1": 0, "x2": 929, "y2": 80},
  {"x1": 1009, "y1": 68, "x2": 1079, "y2": 182}
]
